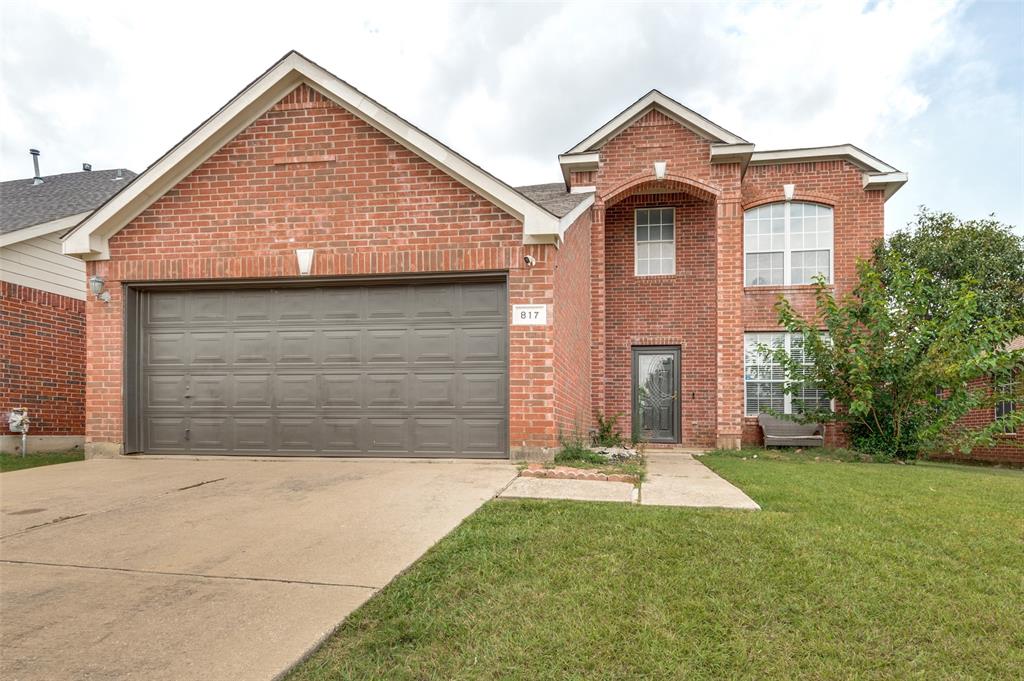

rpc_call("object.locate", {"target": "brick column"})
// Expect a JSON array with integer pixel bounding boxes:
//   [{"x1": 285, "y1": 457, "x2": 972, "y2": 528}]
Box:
[
  {"x1": 590, "y1": 200, "x2": 607, "y2": 419},
  {"x1": 715, "y1": 196, "x2": 744, "y2": 449}
]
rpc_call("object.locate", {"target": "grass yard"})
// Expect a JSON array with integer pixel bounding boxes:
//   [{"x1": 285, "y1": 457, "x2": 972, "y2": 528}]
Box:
[
  {"x1": 289, "y1": 454, "x2": 1024, "y2": 680},
  {"x1": 0, "y1": 450, "x2": 84, "y2": 472}
]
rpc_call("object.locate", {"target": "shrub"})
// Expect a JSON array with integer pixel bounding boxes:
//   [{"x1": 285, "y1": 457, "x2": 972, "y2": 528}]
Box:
[
  {"x1": 555, "y1": 433, "x2": 606, "y2": 465},
  {"x1": 593, "y1": 413, "x2": 624, "y2": 447}
]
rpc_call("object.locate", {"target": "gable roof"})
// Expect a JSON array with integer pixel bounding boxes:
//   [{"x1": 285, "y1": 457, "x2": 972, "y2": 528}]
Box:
[
  {"x1": 565, "y1": 89, "x2": 748, "y2": 154},
  {"x1": 63, "y1": 51, "x2": 571, "y2": 259},
  {"x1": 516, "y1": 183, "x2": 593, "y2": 218},
  {"x1": 0, "y1": 169, "x2": 136, "y2": 237}
]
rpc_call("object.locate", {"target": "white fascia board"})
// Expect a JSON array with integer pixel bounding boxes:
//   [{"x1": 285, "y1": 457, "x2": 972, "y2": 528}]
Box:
[
  {"x1": 558, "y1": 152, "x2": 600, "y2": 187},
  {"x1": 749, "y1": 144, "x2": 898, "y2": 174},
  {"x1": 862, "y1": 171, "x2": 909, "y2": 201},
  {"x1": 709, "y1": 143, "x2": 755, "y2": 164},
  {"x1": 523, "y1": 193, "x2": 595, "y2": 245},
  {"x1": 63, "y1": 52, "x2": 559, "y2": 259},
  {"x1": 565, "y1": 90, "x2": 747, "y2": 154},
  {"x1": 3, "y1": 212, "x2": 91, "y2": 248}
]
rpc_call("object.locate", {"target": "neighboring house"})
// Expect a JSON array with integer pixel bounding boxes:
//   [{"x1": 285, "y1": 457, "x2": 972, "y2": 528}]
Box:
[
  {"x1": 62, "y1": 51, "x2": 906, "y2": 459},
  {"x1": 938, "y1": 337, "x2": 1023, "y2": 466},
  {"x1": 1, "y1": 165, "x2": 136, "y2": 453}
]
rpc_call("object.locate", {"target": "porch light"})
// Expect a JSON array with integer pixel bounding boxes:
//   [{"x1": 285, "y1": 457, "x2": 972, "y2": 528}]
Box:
[
  {"x1": 295, "y1": 249, "x2": 315, "y2": 276},
  {"x1": 88, "y1": 275, "x2": 111, "y2": 303},
  {"x1": 88, "y1": 275, "x2": 105, "y2": 296},
  {"x1": 654, "y1": 161, "x2": 667, "y2": 180},
  {"x1": 784, "y1": 184, "x2": 795, "y2": 201}
]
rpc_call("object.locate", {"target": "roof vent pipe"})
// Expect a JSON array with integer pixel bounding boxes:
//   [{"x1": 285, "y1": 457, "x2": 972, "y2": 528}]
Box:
[
  {"x1": 29, "y1": 149, "x2": 42, "y2": 185},
  {"x1": 82, "y1": 163, "x2": 92, "y2": 171},
  {"x1": 114, "y1": 168, "x2": 123, "y2": 180}
]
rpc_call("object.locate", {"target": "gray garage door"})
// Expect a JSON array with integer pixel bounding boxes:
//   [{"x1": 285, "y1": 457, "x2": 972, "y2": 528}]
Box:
[{"x1": 139, "y1": 280, "x2": 508, "y2": 458}]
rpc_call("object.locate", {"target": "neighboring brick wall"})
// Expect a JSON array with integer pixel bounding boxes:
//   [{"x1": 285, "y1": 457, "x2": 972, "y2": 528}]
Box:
[
  {"x1": 931, "y1": 377, "x2": 1024, "y2": 466},
  {"x1": 86, "y1": 83, "x2": 561, "y2": 453},
  {"x1": 603, "y1": 193, "x2": 718, "y2": 447},
  {"x1": 1, "y1": 281, "x2": 85, "y2": 435},
  {"x1": 552, "y1": 210, "x2": 593, "y2": 440}
]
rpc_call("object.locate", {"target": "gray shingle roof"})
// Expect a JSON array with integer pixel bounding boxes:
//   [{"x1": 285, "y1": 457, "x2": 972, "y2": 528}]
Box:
[
  {"x1": 0, "y1": 169, "x2": 137, "y2": 235},
  {"x1": 516, "y1": 183, "x2": 592, "y2": 218}
]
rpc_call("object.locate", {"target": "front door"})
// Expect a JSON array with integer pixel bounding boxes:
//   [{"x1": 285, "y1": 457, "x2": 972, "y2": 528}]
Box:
[{"x1": 632, "y1": 347, "x2": 680, "y2": 443}]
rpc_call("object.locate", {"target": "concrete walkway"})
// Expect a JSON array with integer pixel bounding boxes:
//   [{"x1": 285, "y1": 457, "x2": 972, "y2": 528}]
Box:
[
  {"x1": 499, "y1": 451, "x2": 759, "y2": 510},
  {"x1": 641, "y1": 451, "x2": 760, "y2": 509},
  {"x1": 501, "y1": 476, "x2": 636, "y2": 503},
  {"x1": 0, "y1": 457, "x2": 517, "y2": 681}
]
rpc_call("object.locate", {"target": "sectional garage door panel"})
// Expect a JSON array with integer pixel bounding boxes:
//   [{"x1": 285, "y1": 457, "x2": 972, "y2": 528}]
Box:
[{"x1": 139, "y1": 282, "x2": 508, "y2": 458}]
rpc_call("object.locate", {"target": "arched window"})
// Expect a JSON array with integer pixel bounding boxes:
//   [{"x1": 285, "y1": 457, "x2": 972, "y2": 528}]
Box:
[{"x1": 743, "y1": 202, "x2": 833, "y2": 286}]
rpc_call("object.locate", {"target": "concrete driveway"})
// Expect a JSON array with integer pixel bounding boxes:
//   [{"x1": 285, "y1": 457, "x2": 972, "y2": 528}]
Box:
[{"x1": 0, "y1": 457, "x2": 517, "y2": 681}]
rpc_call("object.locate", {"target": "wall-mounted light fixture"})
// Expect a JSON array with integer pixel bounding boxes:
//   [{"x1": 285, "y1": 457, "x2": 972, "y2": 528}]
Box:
[
  {"x1": 654, "y1": 161, "x2": 667, "y2": 180},
  {"x1": 296, "y1": 249, "x2": 315, "y2": 276},
  {"x1": 783, "y1": 184, "x2": 796, "y2": 201},
  {"x1": 88, "y1": 275, "x2": 111, "y2": 303}
]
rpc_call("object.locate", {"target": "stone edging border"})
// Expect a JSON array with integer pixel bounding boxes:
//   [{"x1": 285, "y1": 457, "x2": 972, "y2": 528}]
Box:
[{"x1": 520, "y1": 463, "x2": 638, "y2": 484}]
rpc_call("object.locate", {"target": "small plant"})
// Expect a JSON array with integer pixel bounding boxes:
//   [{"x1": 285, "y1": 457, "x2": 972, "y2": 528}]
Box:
[
  {"x1": 593, "y1": 412, "x2": 624, "y2": 447},
  {"x1": 556, "y1": 432, "x2": 607, "y2": 465}
]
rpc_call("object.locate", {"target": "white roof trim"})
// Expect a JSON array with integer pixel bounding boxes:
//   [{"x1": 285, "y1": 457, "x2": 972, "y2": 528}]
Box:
[
  {"x1": 1, "y1": 211, "x2": 91, "y2": 248},
  {"x1": 523, "y1": 192, "x2": 594, "y2": 246},
  {"x1": 558, "y1": 152, "x2": 601, "y2": 187},
  {"x1": 709, "y1": 143, "x2": 755, "y2": 164},
  {"x1": 748, "y1": 144, "x2": 898, "y2": 174},
  {"x1": 565, "y1": 90, "x2": 747, "y2": 154},
  {"x1": 63, "y1": 51, "x2": 561, "y2": 259},
  {"x1": 862, "y1": 171, "x2": 909, "y2": 200}
]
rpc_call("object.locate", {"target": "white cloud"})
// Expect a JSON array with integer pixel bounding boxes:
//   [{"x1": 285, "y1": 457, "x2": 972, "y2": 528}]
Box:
[{"x1": 1, "y1": 0, "x2": 1018, "y2": 232}]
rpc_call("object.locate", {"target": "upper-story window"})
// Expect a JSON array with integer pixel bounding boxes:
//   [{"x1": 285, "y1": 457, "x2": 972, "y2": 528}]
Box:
[
  {"x1": 744, "y1": 202, "x2": 833, "y2": 286},
  {"x1": 635, "y1": 207, "x2": 675, "y2": 276}
]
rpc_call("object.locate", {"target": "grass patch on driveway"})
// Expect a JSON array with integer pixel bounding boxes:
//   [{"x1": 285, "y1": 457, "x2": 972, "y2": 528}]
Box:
[
  {"x1": 289, "y1": 456, "x2": 1024, "y2": 680},
  {"x1": 0, "y1": 450, "x2": 84, "y2": 472}
]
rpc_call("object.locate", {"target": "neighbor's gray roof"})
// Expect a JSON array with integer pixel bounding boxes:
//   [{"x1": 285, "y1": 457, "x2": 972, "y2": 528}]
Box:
[
  {"x1": 0, "y1": 169, "x2": 137, "y2": 235},
  {"x1": 516, "y1": 183, "x2": 592, "y2": 218}
]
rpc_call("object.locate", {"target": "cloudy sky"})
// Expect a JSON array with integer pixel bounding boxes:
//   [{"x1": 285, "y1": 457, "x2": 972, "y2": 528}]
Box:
[{"x1": 1, "y1": 1, "x2": 1021, "y2": 234}]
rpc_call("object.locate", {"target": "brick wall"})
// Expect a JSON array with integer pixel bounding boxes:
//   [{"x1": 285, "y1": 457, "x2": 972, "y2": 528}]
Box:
[
  {"x1": 85, "y1": 83, "x2": 561, "y2": 453},
  {"x1": 587, "y1": 109, "x2": 885, "y2": 449},
  {"x1": 552, "y1": 210, "x2": 593, "y2": 440},
  {"x1": 603, "y1": 193, "x2": 718, "y2": 446},
  {"x1": 739, "y1": 161, "x2": 885, "y2": 447},
  {"x1": 1, "y1": 281, "x2": 85, "y2": 435},
  {"x1": 590, "y1": 109, "x2": 743, "y2": 447},
  {"x1": 931, "y1": 377, "x2": 1024, "y2": 466}
]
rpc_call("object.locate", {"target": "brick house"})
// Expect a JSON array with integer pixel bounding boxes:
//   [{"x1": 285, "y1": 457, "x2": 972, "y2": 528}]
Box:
[
  {"x1": 1, "y1": 164, "x2": 136, "y2": 453},
  {"x1": 63, "y1": 51, "x2": 908, "y2": 459}
]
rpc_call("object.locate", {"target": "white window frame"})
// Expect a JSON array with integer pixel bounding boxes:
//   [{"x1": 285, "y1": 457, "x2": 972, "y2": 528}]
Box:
[
  {"x1": 744, "y1": 332, "x2": 833, "y2": 416},
  {"x1": 743, "y1": 202, "x2": 834, "y2": 287},
  {"x1": 994, "y1": 370, "x2": 1019, "y2": 433},
  {"x1": 634, "y1": 207, "x2": 676, "y2": 277}
]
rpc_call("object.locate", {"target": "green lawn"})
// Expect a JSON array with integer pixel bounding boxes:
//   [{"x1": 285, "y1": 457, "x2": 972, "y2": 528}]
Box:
[
  {"x1": 0, "y1": 450, "x2": 84, "y2": 472},
  {"x1": 289, "y1": 454, "x2": 1024, "y2": 680}
]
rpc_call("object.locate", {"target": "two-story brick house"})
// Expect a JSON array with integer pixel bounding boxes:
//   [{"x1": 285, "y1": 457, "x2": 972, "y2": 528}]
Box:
[{"x1": 63, "y1": 51, "x2": 906, "y2": 459}]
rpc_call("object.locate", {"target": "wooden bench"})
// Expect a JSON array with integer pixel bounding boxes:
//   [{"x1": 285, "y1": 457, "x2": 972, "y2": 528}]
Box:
[{"x1": 757, "y1": 413, "x2": 825, "y2": 447}]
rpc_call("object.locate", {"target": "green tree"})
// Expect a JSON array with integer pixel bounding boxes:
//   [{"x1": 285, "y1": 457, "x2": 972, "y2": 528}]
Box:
[
  {"x1": 769, "y1": 258, "x2": 1022, "y2": 461},
  {"x1": 876, "y1": 208, "x2": 1024, "y2": 330}
]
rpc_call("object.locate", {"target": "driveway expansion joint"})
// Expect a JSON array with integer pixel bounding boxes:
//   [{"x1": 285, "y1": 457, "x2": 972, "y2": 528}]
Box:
[{"x1": 0, "y1": 559, "x2": 380, "y2": 591}]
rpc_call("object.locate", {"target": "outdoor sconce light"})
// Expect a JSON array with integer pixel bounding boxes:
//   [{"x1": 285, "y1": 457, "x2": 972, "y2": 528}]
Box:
[
  {"x1": 654, "y1": 161, "x2": 667, "y2": 180},
  {"x1": 88, "y1": 275, "x2": 111, "y2": 303},
  {"x1": 295, "y1": 249, "x2": 315, "y2": 276},
  {"x1": 784, "y1": 183, "x2": 796, "y2": 201}
]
